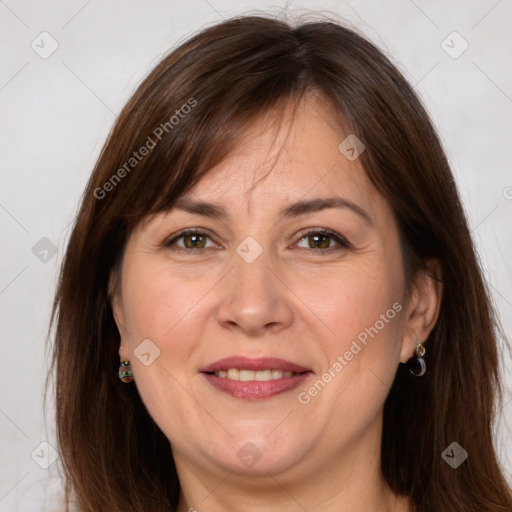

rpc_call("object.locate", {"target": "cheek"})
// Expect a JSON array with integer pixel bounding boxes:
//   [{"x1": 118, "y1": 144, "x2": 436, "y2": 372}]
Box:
[
  {"x1": 119, "y1": 259, "x2": 207, "y2": 365},
  {"x1": 118, "y1": 262, "x2": 212, "y2": 436},
  {"x1": 294, "y1": 273, "x2": 403, "y2": 443},
  {"x1": 300, "y1": 254, "x2": 403, "y2": 351},
  {"x1": 295, "y1": 257, "x2": 404, "y2": 412},
  {"x1": 123, "y1": 252, "x2": 193, "y2": 324},
  {"x1": 331, "y1": 269, "x2": 402, "y2": 345}
]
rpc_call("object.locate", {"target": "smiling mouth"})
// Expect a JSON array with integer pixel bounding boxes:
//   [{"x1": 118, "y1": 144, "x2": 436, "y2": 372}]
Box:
[
  {"x1": 201, "y1": 368, "x2": 312, "y2": 400},
  {"x1": 199, "y1": 356, "x2": 313, "y2": 399},
  {"x1": 207, "y1": 368, "x2": 302, "y2": 381}
]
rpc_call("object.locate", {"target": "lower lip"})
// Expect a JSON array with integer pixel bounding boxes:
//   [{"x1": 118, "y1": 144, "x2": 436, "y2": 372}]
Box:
[{"x1": 201, "y1": 372, "x2": 312, "y2": 400}]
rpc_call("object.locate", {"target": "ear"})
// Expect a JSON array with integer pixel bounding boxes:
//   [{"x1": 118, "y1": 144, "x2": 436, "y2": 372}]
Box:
[
  {"x1": 400, "y1": 259, "x2": 443, "y2": 363},
  {"x1": 109, "y1": 272, "x2": 126, "y2": 338}
]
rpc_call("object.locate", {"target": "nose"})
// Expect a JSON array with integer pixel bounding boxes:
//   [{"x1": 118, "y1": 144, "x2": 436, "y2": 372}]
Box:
[{"x1": 215, "y1": 251, "x2": 294, "y2": 337}]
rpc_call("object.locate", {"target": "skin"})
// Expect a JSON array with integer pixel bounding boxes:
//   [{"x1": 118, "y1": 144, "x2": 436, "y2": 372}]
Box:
[{"x1": 112, "y1": 94, "x2": 442, "y2": 512}]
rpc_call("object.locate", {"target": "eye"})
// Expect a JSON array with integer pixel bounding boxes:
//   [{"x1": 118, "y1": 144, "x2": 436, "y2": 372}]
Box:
[
  {"x1": 164, "y1": 229, "x2": 218, "y2": 250},
  {"x1": 295, "y1": 229, "x2": 350, "y2": 252},
  {"x1": 163, "y1": 228, "x2": 350, "y2": 253}
]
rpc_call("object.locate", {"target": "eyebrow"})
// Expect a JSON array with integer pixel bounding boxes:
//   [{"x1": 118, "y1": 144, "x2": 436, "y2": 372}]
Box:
[{"x1": 173, "y1": 196, "x2": 373, "y2": 225}]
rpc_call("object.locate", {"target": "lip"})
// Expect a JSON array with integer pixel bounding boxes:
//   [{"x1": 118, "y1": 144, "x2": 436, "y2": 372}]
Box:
[
  {"x1": 201, "y1": 372, "x2": 311, "y2": 400},
  {"x1": 199, "y1": 356, "x2": 312, "y2": 401},
  {"x1": 199, "y1": 356, "x2": 311, "y2": 373}
]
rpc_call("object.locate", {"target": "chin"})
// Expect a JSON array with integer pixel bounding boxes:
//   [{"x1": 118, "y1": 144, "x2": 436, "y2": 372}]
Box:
[{"x1": 203, "y1": 433, "x2": 306, "y2": 475}]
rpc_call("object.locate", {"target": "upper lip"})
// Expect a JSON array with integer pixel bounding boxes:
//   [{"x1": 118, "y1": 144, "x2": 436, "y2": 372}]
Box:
[{"x1": 199, "y1": 356, "x2": 311, "y2": 373}]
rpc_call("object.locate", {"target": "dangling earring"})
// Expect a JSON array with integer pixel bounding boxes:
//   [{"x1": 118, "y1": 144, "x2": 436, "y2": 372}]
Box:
[
  {"x1": 407, "y1": 340, "x2": 426, "y2": 376},
  {"x1": 118, "y1": 360, "x2": 133, "y2": 383}
]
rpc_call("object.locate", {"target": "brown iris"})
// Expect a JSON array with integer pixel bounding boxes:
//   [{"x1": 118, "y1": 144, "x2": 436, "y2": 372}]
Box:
[
  {"x1": 183, "y1": 233, "x2": 207, "y2": 249},
  {"x1": 307, "y1": 234, "x2": 331, "y2": 249}
]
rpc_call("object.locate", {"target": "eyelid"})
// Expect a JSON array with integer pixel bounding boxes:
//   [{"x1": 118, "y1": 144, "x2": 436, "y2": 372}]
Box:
[
  {"x1": 163, "y1": 227, "x2": 351, "y2": 252},
  {"x1": 294, "y1": 227, "x2": 351, "y2": 250},
  {"x1": 163, "y1": 227, "x2": 219, "y2": 248}
]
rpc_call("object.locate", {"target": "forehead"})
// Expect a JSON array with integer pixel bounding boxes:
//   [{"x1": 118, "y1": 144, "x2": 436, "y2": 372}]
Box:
[{"x1": 179, "y1": 94, "x2": 383, "y2": 219}]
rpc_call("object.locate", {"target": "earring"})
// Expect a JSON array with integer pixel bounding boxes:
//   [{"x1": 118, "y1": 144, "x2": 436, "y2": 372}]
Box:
[
  {"x1": 118, "y1": 360, "x2": 133, "y2": 383},
  {"x1": 406, "y1": 340, "x2": 426, "y2": 377}
]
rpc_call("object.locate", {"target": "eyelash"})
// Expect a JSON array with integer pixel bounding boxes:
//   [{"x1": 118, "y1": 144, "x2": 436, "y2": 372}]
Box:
[{"x1": 163, "y1": 228, "x2": 351, "y2": 254}]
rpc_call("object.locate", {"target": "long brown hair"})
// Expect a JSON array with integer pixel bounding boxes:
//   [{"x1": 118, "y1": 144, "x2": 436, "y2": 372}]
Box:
[{"x1": 49, "y1": 14, "x2": 512, "y2": 511}]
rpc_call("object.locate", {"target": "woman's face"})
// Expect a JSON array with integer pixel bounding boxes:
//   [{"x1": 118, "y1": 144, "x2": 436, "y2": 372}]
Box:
[{"x1": 112, "y1": 95, "x2": 418, "y2": 482}]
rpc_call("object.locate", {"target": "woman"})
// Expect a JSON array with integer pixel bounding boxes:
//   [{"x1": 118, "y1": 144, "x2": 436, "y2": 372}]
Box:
[{"x1": 50, "y1": 14, "x2": 512, "y2": 512}]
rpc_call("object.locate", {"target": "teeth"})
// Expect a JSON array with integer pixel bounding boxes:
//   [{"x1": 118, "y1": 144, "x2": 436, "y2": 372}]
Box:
[
  {"x1": 214, "y1": 368, "x2": 297, "y2": 381},
  {"x1": 239, "y1": 370, "x2": 254, "y2": 381},
  {"x1": 227, "y1": 368, "x2": 239, "y2": 380},
  {"x1": 255, "y1": 370, "x2": 272, "y2": 381}
]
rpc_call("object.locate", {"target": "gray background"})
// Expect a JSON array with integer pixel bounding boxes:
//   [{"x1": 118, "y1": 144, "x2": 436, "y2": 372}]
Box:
[{"x1": 1, "y1": 0, "x2": 511, "y2": 509}]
